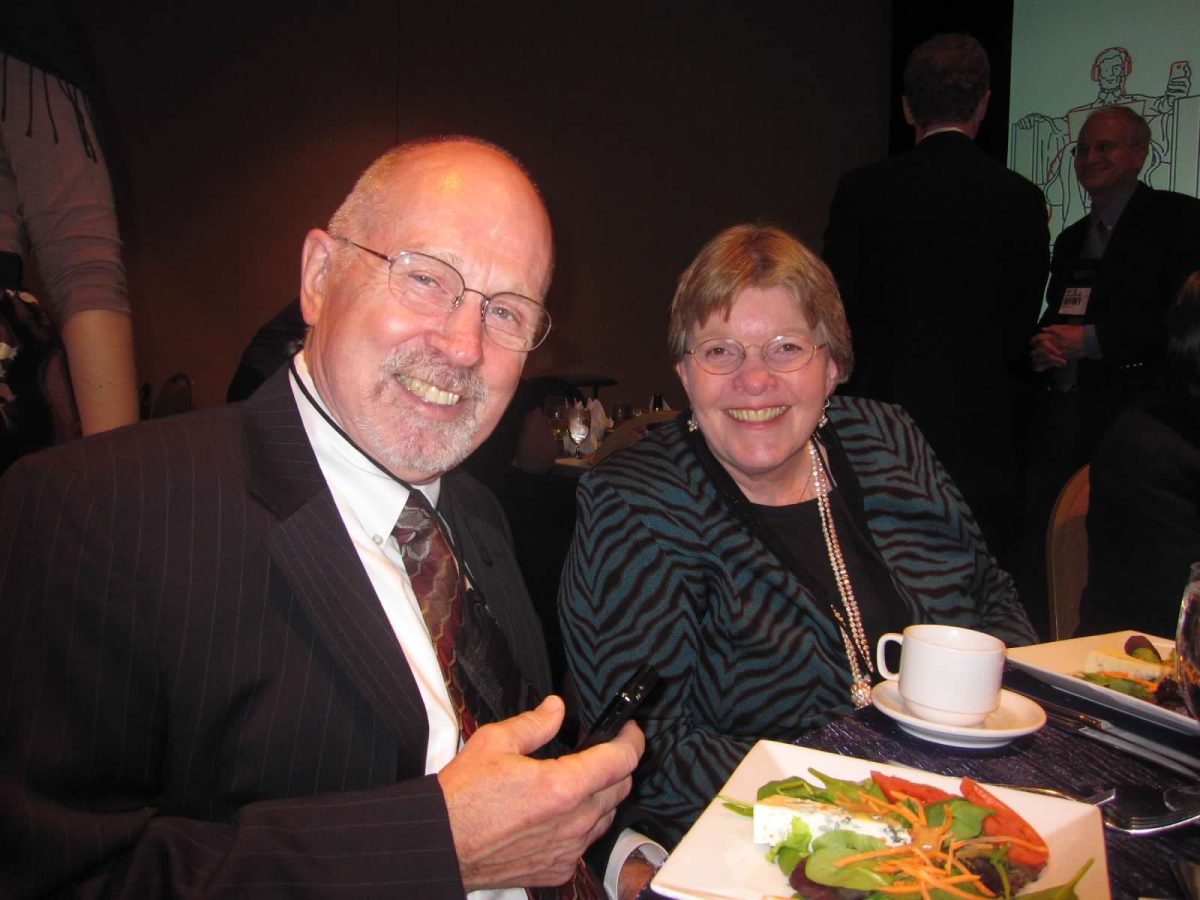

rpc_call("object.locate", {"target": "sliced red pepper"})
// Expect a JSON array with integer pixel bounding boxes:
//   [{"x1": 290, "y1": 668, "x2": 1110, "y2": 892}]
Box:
[
  {"x1": 870, "y1": 770, "x2": 957, "y2": 806},
  {"x1": 960, "y1": 777, "x2": 1050, "y2": 867}
]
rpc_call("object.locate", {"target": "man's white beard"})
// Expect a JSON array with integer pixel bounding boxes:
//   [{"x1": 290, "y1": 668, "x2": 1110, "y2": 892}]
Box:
[{"x1": 358, "y1": 349, "x2": 490, "y2": 479}]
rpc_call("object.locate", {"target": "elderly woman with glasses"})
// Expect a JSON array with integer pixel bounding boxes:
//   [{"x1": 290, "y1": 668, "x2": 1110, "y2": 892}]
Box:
[{"x1": 558, "y1": 224, "x2": 1036, "y2": 861}]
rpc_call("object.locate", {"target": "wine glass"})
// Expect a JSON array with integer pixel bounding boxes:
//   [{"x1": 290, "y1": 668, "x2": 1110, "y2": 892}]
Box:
[
  {"x1": 1177, "y1": 562, "x2": 1200, "y2": 720},
  {"x1": 543, "y1": 395, "x2": 568, "y2": 448},
  {"x1": 567, "y1": 407, "x2": 590, "y2": 459}
]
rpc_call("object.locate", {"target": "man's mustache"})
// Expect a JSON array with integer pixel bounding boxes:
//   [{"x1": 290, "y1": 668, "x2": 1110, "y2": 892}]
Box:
[{"x1": 381, "y1": 350, "x2": 488, "y2": 404}]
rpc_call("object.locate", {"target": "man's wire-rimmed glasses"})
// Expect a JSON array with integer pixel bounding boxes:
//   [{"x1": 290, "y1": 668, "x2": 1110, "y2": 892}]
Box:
[
  {"x1": 340, "y1": 239, "x2": 552, "y2": 352},
  {"x1": 685, "y1": 335, "x2": 826, "y2": 375},
  {"x1": 1071, "y1": 139, "x2": 1140, "y2": 158}
]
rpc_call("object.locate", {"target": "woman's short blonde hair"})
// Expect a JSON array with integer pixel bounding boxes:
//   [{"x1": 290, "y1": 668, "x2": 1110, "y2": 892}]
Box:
[{"x1": 668, "y1": 223, "x2": 853, "y2": 383}]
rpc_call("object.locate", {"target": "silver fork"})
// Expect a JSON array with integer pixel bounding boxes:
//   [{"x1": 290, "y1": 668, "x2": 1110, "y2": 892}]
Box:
[
  {"x1": 1102, "y1": 804, "x2": 1200, "y2": 835},
  {"x1": 987, "y1": 784, "x2": 1116, "y2": 806}
]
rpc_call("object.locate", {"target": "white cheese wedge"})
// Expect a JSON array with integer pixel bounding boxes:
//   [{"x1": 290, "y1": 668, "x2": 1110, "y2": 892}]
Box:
[
  {"x1": 751, "y1": 795, "x2": 909, "y2": 848},
  {"x1": 1083, "y1": 648, "x2": 1171, "y2": 682}
]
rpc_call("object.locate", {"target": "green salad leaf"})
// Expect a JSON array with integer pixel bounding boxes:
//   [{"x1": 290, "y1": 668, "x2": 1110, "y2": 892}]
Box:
[
  {"x1": 809, "y1": 768, "x2": 889, "y2": 807},
  {"x1": 757, "y1": 775, "x2": 825, "y2": 802},
  {"x1": 1081, "y1": 672, "x2": 1154, "y2": 701},
  {"x1": 1017, "y1": 859, "x2": 1094, "y2": 899},
  {"x1": 766, "y1": 817, "x2": 813, "y2": 876},
  {"x1": 803, "y1": 831, "x2": 895, "y2": 891},
  {"x1": 718, "y1": 796, "x2": 754, "y2": 817},
  {"x1": 757, "y1": 768, "x2": 886, "y2": 807},
  {"x1": 924, "y1": 797, "x2": 992, "y2": 840}
]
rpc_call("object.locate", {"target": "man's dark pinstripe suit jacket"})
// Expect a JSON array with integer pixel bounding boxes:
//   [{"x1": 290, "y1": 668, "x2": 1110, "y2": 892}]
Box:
[{"x1": 0, "y1": 367, "x2": 554, "y2": 898}]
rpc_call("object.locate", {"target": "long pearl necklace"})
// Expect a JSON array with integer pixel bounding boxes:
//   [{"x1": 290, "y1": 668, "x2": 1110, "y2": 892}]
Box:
[{"x1": 808, "y1": 439, "x2": 874, "y2": 708}]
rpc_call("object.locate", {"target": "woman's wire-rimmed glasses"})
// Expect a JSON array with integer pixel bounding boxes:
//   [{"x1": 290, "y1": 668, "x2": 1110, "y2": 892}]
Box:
[
  {"x1": 685, "y1": 335, "x2": 826, "y2": 375},
  {"x1": 339, "y1": 239, "x2": 552, "y2": 352}
]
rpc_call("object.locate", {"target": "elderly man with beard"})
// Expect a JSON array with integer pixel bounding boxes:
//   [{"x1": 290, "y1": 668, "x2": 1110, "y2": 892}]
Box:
[{"x1": 0, "y1": 137, "x2": 643, "y2": 899}]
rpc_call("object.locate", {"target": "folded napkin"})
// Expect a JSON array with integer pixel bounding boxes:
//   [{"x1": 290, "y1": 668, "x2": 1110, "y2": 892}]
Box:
[{"x1": 586, "y1": 398, "x2": 609, "y2": 452}]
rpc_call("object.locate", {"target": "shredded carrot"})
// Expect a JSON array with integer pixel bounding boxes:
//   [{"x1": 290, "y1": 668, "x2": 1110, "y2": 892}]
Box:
[
  {"x1": 888, "y1": 791, "x2": 929, "y2": 826},
  {"x1": 1094, "y1": 669, "x2": 1161, "y2": 691},
  {"x1": 861, "y1": 793, "x2": 923, "y2": 830},
  {"x1": 834, "y1": 845, "x2": 911, "y2": 866},
  {"x1": 953, "y1": 834, "x2": 1048, "y2": 853},
  {"x1": 783, "y1": 779, "x2": 1038, "y2": 899}
]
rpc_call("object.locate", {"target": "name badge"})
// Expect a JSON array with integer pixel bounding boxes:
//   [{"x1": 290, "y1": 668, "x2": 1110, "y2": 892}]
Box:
[{"x1": 1059, "y1": 286, "x2": 1090, "y2": 317}]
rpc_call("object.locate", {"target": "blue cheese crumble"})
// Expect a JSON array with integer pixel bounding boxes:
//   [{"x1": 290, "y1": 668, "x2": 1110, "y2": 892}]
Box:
[{"x1": 751, "y1": 795, "x2": 910, "y2": 847}]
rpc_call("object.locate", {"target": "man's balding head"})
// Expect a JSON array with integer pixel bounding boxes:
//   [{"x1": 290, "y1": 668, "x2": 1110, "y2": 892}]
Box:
[{"x1": 299, "y1": 138, "x2": 554, "y2": 483}]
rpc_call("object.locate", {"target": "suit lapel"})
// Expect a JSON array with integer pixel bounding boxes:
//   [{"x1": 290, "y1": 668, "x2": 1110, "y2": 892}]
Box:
[
  {"x1": 1057, "y1": 216, "x2": 1088, "y2": 261},
  {"x1": 1099, "y1": 182, "x2": 1151, "y2": 263},
  {"x1": 241, "y1": 368, "x2": 430, "y2": 764}
]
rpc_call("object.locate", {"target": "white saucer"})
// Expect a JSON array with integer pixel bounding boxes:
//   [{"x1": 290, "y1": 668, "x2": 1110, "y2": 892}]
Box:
[{"x1": 872, "y1": 682, "x2": 1047, "y2": 749}]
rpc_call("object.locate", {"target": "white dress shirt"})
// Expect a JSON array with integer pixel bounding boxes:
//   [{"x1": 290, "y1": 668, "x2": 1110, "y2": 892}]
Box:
[{"x1": 289, "y1": 353, "x2": 518, "y2": 900}]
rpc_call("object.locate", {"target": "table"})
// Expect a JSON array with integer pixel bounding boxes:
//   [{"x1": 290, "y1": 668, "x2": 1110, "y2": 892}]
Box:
[
  {"x1": 797, "y1": 670, "x2": 1200, "y2": 899},
  {"x1": 552, "y1": 456, "x2": 591, "y2": 476}
]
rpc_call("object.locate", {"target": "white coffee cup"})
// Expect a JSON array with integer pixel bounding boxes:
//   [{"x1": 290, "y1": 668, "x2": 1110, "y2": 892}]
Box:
[{"x1": 875, "y1": 624, "x2": 1005, "y2": 727}]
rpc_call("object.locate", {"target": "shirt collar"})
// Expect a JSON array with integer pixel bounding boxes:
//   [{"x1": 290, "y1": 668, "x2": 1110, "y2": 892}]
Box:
[
  {"x1": 919, "y1": 125, "x2": 972, "y2": 141},
  {"x1": 1090, "y1": 180, "x2": 1139, "y2": 230},
  {"x1": 290, "y1": 352, "x2": 440, "y2": 536}
]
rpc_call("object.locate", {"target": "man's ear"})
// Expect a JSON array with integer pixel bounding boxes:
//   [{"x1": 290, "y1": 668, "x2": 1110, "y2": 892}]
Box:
[
  {"x1": 973, "y1": 90, "x2": 992, "y2": 125},
  {"x1": 300, "y1": 229, "x2": 337, "y2": 326},
  {"x1": 1133, "y1": 141, "x2": 1150, "y2": 171},
  {"x1": 901, "y1": 96, "x2": 915, "y2": 127}
]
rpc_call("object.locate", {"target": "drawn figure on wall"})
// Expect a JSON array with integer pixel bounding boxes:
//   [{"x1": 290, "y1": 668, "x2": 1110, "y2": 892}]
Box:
[{"x1": 1013, "y1": 46, "x2": 1193, "y2": 234}]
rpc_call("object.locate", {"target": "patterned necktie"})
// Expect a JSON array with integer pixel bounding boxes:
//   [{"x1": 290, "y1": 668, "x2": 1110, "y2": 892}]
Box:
[
  {"x1": 1086, "y1": 217, "x2": 1111, "y2": 258},
  {"x1": 393, "y1": 494, "x2": 602, "y2": 899},
  {"x1": 394, "y1": 493, "x2": 478, "y2": 738}
]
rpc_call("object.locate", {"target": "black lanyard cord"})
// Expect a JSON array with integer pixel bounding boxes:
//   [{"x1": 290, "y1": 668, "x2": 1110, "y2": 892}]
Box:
[{"x1": 286, "y1": 356, "x2": 475, "y2": 582}]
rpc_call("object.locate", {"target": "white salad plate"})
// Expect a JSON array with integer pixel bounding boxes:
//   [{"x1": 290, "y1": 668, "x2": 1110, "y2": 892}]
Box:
[
  {"x1": 871, "y1": 682, "x2": 1046, "y2": 748},
  {"x1": 1007, "y1": 631, "x2": 1200, "y2": 737},
  {"x1": 651, "y1": 740, "x2": 1109, "y2": 900}
]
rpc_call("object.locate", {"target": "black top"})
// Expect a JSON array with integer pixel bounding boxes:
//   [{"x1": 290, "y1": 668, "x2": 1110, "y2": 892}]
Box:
[
  {"x1": 683, "y1": 415, "x2": 910, "y2": 664},
  {"x1": 755, "y1": 490, "x2": 909, "y2": 652}
]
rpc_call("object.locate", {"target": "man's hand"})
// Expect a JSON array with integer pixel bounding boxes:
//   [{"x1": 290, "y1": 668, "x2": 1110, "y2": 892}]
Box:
[
  {"x1": 1030, "y1": 324, "x2": 1086, "y2": 370},
  {"x1": 439, "y1": 695, "x2": 644, "y2": 891}
]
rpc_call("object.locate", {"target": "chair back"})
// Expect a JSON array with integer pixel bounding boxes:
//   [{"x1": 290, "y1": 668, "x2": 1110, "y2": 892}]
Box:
[
  {"x1": 149, "y1": 372, "x2": 193, "y2": 419},
  {"x1": 1045, "y1": 465, "x2": 1090, "y2": 641},
  {"x1": 593, "y1": 410, "x2": 677, "y2": 463}
]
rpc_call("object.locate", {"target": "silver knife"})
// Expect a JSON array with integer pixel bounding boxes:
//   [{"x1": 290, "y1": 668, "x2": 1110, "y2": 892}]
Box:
[
  {"x1": 1018, "y1": 689, "x2": 1200, "y2": 774},
  {"x1": 1043, "y1": 710, "x2": 1200, "y2": 777}
]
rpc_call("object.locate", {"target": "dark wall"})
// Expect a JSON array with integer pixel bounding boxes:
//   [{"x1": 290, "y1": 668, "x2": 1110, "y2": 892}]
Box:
[{"x1": 78, "y1": 1, "x2": 892, "y2": 409}]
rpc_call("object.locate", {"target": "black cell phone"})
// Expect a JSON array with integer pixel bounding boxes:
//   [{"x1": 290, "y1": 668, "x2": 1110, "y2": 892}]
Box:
[{"x1": 575, "y1": 664, "x2": 660, "y2": 750}]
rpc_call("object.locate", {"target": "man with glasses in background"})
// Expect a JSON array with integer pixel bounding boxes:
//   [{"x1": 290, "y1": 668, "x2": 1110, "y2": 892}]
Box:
[
  {"x1": 1030, "y1": 105, "x2": 1200, "y2": 469},
  {"x1": 0, "y1": 137, "x2": 642, "y2": 898},
  {"x1": 1032, "y1": 105, "x2": 1200, "y2": 451},
  {"x1": 1023, "y1": 106, "x2": 1200, "y2": 636}
]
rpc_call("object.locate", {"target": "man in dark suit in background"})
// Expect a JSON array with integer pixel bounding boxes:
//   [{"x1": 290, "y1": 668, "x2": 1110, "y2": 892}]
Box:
[
  {"x1": 0, "y1": 137, "x2": 642, "y2": 897},
  {"x1": 1031, "y1": 104, "x2": 1200, "y2": 463},
  {"x1": 823, "y1": 33, "x2": 1050, "y2": 575},
  {"x1": 1023, "y1": 106, "x2": 1200, "y2": 636}
]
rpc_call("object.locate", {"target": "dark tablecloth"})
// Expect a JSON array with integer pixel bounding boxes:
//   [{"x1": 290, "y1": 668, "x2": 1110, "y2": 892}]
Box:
[{"x1": 797, "y1": 672, "x2": 1200, "y2": 899}]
